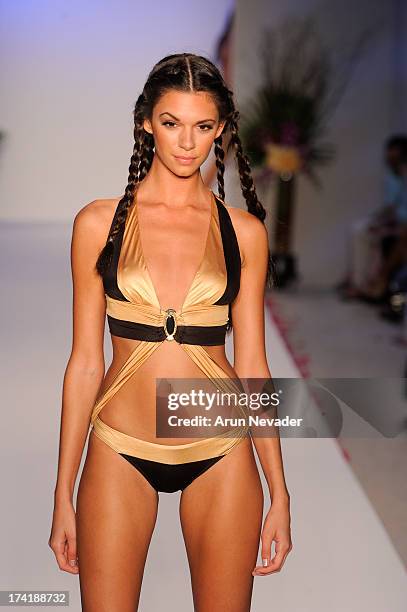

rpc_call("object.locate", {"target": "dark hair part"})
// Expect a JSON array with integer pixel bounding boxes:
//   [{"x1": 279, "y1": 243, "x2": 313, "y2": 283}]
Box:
[{"x1": 95, "y1": 53, "x2": 275, "y2": 332}]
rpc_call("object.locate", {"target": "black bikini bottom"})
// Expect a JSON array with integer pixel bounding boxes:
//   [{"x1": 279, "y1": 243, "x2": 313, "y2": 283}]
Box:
[{"x1": 119, "y1": 453, "x2": 225, "y2": 493}]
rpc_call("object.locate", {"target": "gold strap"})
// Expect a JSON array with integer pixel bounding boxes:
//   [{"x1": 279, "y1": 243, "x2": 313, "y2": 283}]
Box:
[{"x1": 91, "y1": 298, "x2": 250, "y2": 463}]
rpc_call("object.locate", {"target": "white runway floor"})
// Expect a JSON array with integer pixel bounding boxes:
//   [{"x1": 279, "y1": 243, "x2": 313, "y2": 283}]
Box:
[{"x1": 1, "y1": 222, "x2": 406, "y2": 611}]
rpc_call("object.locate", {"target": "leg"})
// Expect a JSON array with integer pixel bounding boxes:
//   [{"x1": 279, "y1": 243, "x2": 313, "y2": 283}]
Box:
[
  {"x1": 76, "y1": 430, "x2": 159, "y2": 612},
  {"x1": 179, "y1": 436, "x2": 264, "y2": 612},
  {"x1": 339, "y1": 218, "x2": 375, "y2": 298},
  {"x1": 349, "y1": 217, "x2": 377, "y2": 290},
  {"x1": 363, "y1": 225, "x2": 407, "y2": 298}
]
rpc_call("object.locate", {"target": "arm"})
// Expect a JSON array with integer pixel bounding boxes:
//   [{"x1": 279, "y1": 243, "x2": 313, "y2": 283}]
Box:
[
  {"x1": 55, "y1": 201, "x2": 108, "y2": 501},
  {"x1": 230, "y1": 208, "x2": 292, "y2": 575},
  {"x1": 371, "y1": 171, "x2": 402, "y2": 224},
  {"x1": 49, "y1": 200, "x2": 108, "y2": 572}
]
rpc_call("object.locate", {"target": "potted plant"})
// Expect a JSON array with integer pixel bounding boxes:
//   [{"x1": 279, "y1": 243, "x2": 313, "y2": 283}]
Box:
[{"x1": 240, "y1": 15, "x2": 373, "y2": 287}]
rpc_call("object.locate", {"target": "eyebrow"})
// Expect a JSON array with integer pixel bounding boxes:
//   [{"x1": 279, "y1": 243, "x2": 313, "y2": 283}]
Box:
[{"x1": 159, "y1": 112, "x2": 216, "y2": 123}]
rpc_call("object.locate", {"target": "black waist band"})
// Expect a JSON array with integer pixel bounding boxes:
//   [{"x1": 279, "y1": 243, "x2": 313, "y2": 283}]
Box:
[{"x1": 107, "y1": 315, "x2": 227, "y2": 346}]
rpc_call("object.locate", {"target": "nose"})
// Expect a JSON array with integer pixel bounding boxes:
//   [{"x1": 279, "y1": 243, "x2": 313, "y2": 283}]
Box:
[{"x1": 178, "y1": 127, "x2": 195, "y2": 151}]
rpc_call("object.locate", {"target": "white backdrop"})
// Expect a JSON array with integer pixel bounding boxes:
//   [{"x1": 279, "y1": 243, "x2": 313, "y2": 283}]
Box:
[{"x1": 0, "y1": 0, "x2": 234, "y2": 222}]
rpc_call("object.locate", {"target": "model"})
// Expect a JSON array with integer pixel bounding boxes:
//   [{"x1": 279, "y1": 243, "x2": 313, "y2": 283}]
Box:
[{"x1": 48, "y1": 53, "x2": 292, "y2": 611}]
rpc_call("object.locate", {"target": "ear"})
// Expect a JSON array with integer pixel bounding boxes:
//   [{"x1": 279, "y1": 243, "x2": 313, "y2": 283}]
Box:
[
  {"x1": 143, "y1": 118, "x2": 153, "y2": 134},
  {"x1": 215, "y1": 121, "x2": 226, "y2": 139}
]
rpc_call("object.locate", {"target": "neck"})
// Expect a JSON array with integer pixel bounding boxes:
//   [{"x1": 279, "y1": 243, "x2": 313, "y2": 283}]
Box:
[{"x1": 136, "y1": 154, "x2": 212, "y2": 205}]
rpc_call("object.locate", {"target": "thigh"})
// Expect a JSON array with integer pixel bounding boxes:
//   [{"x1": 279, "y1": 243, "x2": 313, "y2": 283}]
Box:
[
  {"x1": 76, "y1": 430, "x2": 159, "y2": 612},
  {"x1": 179, "y1": 436, "x2": 264, "y2": 612}
]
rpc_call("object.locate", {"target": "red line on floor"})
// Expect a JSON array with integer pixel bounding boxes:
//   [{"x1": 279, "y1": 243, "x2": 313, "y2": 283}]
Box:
[{"x1": 265, "y1": 292, "x2": 352, "y2": 463}]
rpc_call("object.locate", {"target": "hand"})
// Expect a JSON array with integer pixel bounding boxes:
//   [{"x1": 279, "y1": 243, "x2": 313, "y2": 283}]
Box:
[
  {"x1": 252, "y1": 497, "x2": 292, "y2": 576},
  {"x1": 48, "y1": 498, "x2": 79, "y2": 574}
]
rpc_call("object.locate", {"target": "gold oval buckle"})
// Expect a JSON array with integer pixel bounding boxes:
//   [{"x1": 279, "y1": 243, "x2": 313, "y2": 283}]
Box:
[{"x1": 163, "y1": 308, "x2": 177, "y2": 341}]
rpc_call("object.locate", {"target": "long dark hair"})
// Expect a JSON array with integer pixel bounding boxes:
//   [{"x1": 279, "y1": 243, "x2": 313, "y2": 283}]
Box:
[{"x1": 96, "y1": 53, "x2": 274, "y2": 330}]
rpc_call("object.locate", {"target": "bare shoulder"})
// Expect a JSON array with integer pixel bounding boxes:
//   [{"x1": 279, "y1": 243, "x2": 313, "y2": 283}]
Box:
[
  {"x1": 73, "y1": 197, "x2": 122, "y2": 248},
  {"x1": 222, "y1": 201, "x2": 268, "y2": 267}
]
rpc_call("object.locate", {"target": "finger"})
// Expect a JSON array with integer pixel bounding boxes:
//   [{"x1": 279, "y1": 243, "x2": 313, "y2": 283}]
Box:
[
  {"x1": 256, "y1": 550, "x2": 288, "y2": 574},
  {"x1": 253, "y1": 541, "x2": 291, "y2": 575},
  {"x1": 51, "y1": 538, "x2": 78, "y2": 574},
  {"x1": 253, "y1": 556, "x2": 284, "y2": 575},
  {"x1": 252, "y1": 529, "x2": 275, "y2": 574},
  {"x1": 64, "y1": 540, "x2": 79, "y2": 574},
  {"x1": 260, "y1": 536, "x2": 273, "y2": 571},
  {"x1": 66, "y1": 534, "x2": 79, "y2": 571},
  {"x1": 252, "y1": 556, "x2": 274, "y2": 575}
]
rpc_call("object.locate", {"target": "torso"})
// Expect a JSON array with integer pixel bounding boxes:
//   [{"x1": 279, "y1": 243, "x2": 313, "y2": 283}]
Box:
[{"x1": 95, "y1": 190, "x2": 243, "y2": 445}]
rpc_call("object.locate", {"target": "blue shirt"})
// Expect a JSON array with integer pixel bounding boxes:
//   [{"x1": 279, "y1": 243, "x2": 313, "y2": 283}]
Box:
[{"x1": 383, "y1": 171, "x2": 407, "y2": 223}]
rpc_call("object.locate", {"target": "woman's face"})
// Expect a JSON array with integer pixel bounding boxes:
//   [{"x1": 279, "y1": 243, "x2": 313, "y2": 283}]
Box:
[{"x1": 143, "y1": 90, "x2": 226, "y2": 176}]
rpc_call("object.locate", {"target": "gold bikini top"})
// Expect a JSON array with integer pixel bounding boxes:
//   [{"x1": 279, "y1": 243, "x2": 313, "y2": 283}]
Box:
[{"x1": 102, "y1": 188, "x2": 241, "y2": 345}]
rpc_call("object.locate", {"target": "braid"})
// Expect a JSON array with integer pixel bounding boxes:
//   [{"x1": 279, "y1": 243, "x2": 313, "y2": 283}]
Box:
[
  {"x1": 228, "y1": 110, "x2": 265, "y2": 219},
  {"x1": 95, "y1": 93, "x2": 153, "y2": 276},
  {"x1": 214, "y1": 134, "x2": 226, "y2": 202},
  {"x1": 226, "y1": 101, "x2": 275, "y2": 290}
]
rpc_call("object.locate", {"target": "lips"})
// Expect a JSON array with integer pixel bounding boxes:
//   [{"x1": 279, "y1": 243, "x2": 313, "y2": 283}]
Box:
[{"x1": 174, "y1": 155, "x2": 197, "y2": 161}]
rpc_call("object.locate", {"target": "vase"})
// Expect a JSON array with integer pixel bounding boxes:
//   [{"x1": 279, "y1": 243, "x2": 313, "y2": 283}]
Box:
[{"x1": 272, "y1": 174, "x2": 298, "y2": 288}]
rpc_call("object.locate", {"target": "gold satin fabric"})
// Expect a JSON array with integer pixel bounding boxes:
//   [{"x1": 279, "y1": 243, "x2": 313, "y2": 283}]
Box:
[{"x1": 91, "y1": 189, "x2": 249, "y2": 464}]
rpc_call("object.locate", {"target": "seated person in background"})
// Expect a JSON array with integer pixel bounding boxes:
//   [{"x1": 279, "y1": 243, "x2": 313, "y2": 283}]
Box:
[
  {"x1": 362, "y1": 215, "x2": 407, "y2": 302},
  {"x1": 338, "y1": 135, "x2": 407, "y2": 300}
]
